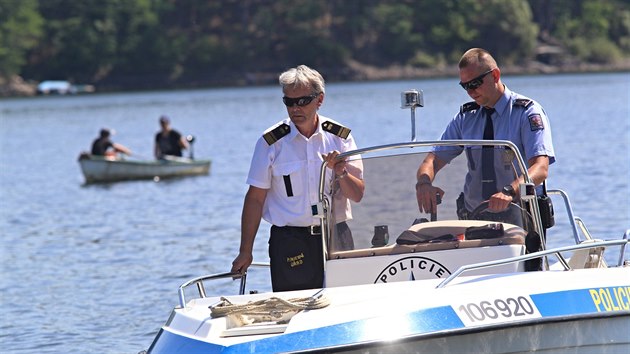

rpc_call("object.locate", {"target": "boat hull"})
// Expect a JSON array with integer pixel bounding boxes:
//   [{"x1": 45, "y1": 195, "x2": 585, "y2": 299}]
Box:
[
  {"x1": 147, "y1": 268, "x2": 630, "y2": 354},
  {"x1": 150, "y1": 314, "x2": 629, "y2": 353},
  {"x1": 78, "y1": 155, "x2": 210, "y2": 183}
]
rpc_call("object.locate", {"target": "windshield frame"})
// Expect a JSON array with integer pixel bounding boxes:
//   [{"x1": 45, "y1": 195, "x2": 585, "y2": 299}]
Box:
[{"x1": 317, "y1": 139, "x2": 544, "y2": 258}]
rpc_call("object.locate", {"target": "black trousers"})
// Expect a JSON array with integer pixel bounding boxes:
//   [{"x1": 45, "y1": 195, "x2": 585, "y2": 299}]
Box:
[{"x1": 269, "y1": 225, "x2": 324, "y2": 292}]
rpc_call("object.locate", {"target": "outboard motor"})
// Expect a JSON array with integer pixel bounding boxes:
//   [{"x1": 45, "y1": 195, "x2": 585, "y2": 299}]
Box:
[{"x1": 186, "y1": 135, "x2": 195, "y2": 159}]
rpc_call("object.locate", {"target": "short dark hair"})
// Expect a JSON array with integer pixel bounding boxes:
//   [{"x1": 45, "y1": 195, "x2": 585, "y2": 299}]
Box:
[{"x1": 459, "y1": 48, "x2": 498, "y2": 71}]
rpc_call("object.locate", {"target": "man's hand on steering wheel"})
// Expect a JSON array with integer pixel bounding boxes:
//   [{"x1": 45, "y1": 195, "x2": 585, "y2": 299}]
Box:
[{"x1": 487, "y1": 192, "x2": 513, "y2": 212}]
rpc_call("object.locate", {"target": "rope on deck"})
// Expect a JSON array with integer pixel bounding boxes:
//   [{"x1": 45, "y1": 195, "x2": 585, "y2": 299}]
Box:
[{"x1": 210, "y1": 293, "x2": 330, "y2": 326}]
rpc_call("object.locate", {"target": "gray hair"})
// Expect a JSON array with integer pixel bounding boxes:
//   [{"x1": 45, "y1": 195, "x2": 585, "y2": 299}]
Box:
[{"x1": 278, "y1": 65, "x2": 325, "y2": 94}]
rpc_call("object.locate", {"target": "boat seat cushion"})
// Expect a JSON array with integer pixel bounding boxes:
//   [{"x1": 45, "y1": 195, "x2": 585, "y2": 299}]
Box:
[
  {"x1": 329, "y1": 220, "x2": 525, "y2": 259},
  {"x1": 397, "y1": 220, "x2": 519, "y2": 244}
]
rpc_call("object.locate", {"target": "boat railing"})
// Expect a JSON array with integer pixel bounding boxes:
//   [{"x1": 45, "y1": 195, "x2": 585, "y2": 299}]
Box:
[
  {"x1": 620, "y1": 229, "x2": 629, "y2": 266},
  {"x1": 178, "y1": 272, "x2": 245, "y2": 308},
  {"x1": 436, "y1": 238, "x2": 629, "y2": 289},
  {"x1": 546, "y1": 189, "x2": 581, "y2": 244},
  {"x1": 545, "y1": 189, "x2": 628, "y2": 264},
  {"x1": 177, "y1": 262, "x2": 270, "y2": 308}
]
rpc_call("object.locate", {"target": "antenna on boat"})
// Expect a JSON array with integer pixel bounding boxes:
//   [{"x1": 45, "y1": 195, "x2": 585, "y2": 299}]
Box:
[{"x1": 400, "y1": 89, "x2": 424, "y2": 141}]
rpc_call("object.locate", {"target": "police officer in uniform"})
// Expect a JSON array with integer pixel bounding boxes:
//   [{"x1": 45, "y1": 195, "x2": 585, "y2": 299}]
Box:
[
  {"x1": 416, "y1": 48, "x2": 555, "y2": 217},
  {"x1": 231, "y1": 65, "x2": 365, "y2": 292}
]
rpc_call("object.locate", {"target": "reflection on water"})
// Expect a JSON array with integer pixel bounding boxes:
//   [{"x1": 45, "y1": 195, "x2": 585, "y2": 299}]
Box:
[{"x1": 0, "y1": 73, "x2": 628, "y2": 353}]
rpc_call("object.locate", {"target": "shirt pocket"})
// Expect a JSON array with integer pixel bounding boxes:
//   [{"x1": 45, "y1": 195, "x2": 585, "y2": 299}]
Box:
[{"x1": 272, "y1": 161, "x2": 305, "y2": 198}]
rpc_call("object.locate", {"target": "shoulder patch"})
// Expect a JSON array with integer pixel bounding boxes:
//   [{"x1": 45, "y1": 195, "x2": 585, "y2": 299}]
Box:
[
  {"x1": 321, "y1": 121, "x2": 351, "y2": 139},
  {"x1": 528, "y1": 114, "x2": 544, "y2": 131},
  {"x1": 514, "y1": 98, "x2": 533, "y2": 108},
  {"x1": 460, "y1": 101, "x2": 480, "y2": 114},
  {"x1": 263, "y1": 123, "x2": 290, "y2": 145}
]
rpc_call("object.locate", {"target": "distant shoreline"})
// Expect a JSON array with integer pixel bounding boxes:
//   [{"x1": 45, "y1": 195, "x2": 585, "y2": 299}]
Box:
[
  {"x1": 2, "y1": 59, "x2": 629, "y2": 98},
  {"x1": 343, "y1": 58, "x2": 630, "y2": 81}
]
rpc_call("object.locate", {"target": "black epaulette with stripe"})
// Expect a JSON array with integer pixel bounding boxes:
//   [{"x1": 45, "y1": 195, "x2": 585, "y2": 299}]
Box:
[
  {"x1": 262, "y1": 123, "x2": 290, "y2": 145},
  {"x1": 460, "y1": 101, "x2": 480, "y2": 113},
  {"x1": 514, "y1": 98, "x2": 533, "y2": 108},
  {"x1": 321, "y1": 121, "x2": 351, "y2": 139}
]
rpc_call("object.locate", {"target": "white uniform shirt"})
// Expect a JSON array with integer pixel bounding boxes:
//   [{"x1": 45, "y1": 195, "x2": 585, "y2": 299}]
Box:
[{"x1": 247, "y1": 116, "x2": 360, "y2": 227}]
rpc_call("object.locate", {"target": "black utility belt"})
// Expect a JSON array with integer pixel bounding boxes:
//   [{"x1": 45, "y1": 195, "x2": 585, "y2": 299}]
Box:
[{"x1": 276, "y1": 225, "x2": 322, "y2": 236}]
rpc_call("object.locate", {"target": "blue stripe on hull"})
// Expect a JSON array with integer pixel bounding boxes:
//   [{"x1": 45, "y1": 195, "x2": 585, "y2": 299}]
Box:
[
  {"x1": 532, "y1": 286, "x2": 630, "y2": 316},
  {"x1": 149, "y1": 306, "x2": 462, "y2": 353},
  {"x1": 149, "y1": 286, "x2": 630, "y2": 353}
]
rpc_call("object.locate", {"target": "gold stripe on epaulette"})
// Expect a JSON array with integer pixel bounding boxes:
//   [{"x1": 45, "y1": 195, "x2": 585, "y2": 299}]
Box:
[
  {"x1": 263, "y1": 123, "x2": 291, "y2": 145},
  {"x1": 321, "y1": 121, "x2": 351, "y2": 139}
]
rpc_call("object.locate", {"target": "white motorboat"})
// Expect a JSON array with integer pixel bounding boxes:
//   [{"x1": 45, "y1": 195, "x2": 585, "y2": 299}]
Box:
[
  {"x1": 78, "y1": 153, "x2": 210, "y2": 184},
  {"x1": 144, "y1": 91, "x2": 629, "y2": 353}
]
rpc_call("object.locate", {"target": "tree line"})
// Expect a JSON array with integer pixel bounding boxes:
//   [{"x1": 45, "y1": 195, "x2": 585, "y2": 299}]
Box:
[{"x1": 1, "y1": 0, "x2": 629, "y2": 92}]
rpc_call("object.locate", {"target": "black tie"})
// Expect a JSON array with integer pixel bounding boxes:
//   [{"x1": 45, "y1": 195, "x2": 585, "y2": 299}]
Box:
[{"x1": 482, "y1": 107, "x2": 496, "y2": 200}]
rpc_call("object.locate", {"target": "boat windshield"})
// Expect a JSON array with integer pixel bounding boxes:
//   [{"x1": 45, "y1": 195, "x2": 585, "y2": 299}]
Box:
[{"x1": 325, "y1": 142, "x2": 538, "y2": 254}]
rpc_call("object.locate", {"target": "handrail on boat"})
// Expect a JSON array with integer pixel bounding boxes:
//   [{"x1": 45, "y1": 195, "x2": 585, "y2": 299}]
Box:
[
  {"x1": 575, "y1": 217, "x2": 592, "y2": 241},
  {"x1": 545, "y1": 190, "x2": 628, "y2": 265},
  {"x1": 436, "y1": 239, "x2": 629, "y2": 289},
  {"x1": 178, "y1": 272, "x2": 246, "y2": 308},
  {"x1": 177, "y1": 262, "x2": 270, "y2": 308},
  {"x1": 620, "y1": 229, "x2": 629, "y2": 267},
  {"x1": 546, "y1": 189, "x2": 581, "y2": 244}
]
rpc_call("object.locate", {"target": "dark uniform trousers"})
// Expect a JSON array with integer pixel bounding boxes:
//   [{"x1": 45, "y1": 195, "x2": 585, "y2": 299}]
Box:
[
  {"x1": 269, "y1": 225, "x2": 324, "y2": 292},
  {"x1": 268, "y1": 221, "x2": 353, "y2": 292}
]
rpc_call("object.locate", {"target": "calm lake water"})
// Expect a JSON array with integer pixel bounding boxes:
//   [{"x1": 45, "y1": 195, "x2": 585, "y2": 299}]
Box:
[{"x1": 1, "y1": 73, "x2": 629, "y2": 353}]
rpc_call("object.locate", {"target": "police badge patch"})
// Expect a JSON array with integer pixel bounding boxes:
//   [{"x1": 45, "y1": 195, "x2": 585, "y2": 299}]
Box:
[{"x1": 528, "y1": 114, "x2": 544, "y2": 131}]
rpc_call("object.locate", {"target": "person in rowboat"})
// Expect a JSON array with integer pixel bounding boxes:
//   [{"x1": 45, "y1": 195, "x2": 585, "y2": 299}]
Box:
[
  {"x1": 231, "y1": 65, "x2": 365, "y2": 292},
  {"x1": 91, "y1": 128, "x2": 131, "y2": 158},
  {"x1": 154, "y1": 115, "x2": 188, "y2": 159},
  {"x1": 415, "y1": 48, "x2": 555, "y2": 218}
]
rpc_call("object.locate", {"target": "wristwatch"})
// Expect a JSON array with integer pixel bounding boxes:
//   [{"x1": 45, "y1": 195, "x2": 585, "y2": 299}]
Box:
[
  {"x1": 336, "y1": 169, "x2": 348, "y2": 179},
  {"x1": 502, "y1": 185, "x2": 516, "y2": 197}
]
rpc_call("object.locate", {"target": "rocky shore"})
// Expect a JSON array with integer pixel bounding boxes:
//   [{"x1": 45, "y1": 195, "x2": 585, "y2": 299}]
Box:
[
  {"x1": 2, "y1": 59, "x2": 629, "y2": 98},
  {"x1": 0, "y1": 75, "x2": 38, "y2": 97}
]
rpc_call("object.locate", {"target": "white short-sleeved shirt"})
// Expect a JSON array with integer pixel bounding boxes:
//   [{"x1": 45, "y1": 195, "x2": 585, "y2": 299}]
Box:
[
  {"x1": 247, "y1": 116, "x2": 360, "y2": 227},
  {"x1": 433, "y1": 86, "x2": 555, "y2": 210}
]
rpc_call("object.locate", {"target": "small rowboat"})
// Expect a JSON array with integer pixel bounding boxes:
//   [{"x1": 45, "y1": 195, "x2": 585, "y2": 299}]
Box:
[{"x1": 78, "y1": 153, "x2": 211, "y2": 184}]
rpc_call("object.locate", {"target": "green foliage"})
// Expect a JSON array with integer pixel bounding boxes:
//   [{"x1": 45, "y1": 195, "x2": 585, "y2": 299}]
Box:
[
  {"x1": 0, "y1": 0, "x2": 43, "y2": 77},
  {"x1": 485, "y1": 0, "x2": 538, "y2": 64},
  {"x1": 569, "y1": 37, "x2": 623, "y2": 63},
  {"x1": 369, "y1": 3, "x2": 423, "y2": 64},
  {"x1": 1, "y1": 0, "x2": 628, "y2": 89},
  {"x1": 608, "y1": 4, "x2": 630, "y2": 52}
]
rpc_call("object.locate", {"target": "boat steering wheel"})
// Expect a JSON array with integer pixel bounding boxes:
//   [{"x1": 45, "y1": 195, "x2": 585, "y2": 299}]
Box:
[{"x1": 469, "y1": 201, "x2": 532, "y2": 229}]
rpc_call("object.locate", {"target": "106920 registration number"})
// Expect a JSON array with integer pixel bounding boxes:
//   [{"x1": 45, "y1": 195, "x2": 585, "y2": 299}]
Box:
[{"x1": 454, "y1": 295, "x2": 541, "y2": 326}]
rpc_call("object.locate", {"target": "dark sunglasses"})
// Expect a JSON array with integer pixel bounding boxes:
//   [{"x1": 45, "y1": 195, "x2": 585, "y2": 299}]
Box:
[
  {"x1": 459, "y1": 69, "x2": 493, "y2": 90},
  {"x1": 282, "y1": 94, "x2": 318, "y2": 107}
]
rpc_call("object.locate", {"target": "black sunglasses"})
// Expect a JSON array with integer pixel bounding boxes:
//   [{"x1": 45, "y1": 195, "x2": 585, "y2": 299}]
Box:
[
  {"x1": 282, "y1": 94, "x2": 318, "y2": 107},
  {"x1": 459, "y1": 69, "x2": 493, "y2": 90}
]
